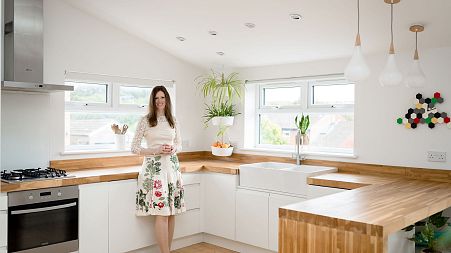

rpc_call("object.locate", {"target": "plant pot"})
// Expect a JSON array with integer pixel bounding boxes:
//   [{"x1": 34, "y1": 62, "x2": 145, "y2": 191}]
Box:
[
  {"x1": 422, "y1": 249, "x2": 441, "y2": 253},
  {"x1": 212, "y1": 116, "x2": 234, "y2": 126},
  {"x1": 211, "y1": 146, "x2": 234, "y2": 156}
]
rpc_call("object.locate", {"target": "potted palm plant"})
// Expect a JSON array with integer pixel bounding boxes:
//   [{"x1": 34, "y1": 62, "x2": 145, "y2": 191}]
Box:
[
  {"x1": 196, "y1": 70, "x2": 244, "y2": 156},
  {"x1": 197, "y1": 71, "x2": 244, "y2": 126}
]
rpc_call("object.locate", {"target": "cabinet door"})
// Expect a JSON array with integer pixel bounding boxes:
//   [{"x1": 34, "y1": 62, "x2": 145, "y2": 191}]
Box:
[
  {"x1": 79, "y1": 182, "x2": 109, "y2": 253},
  {"x1": 108, "y1": 179, "x2": 156, "y2": 253},
  {"x1": 308, "y1": 185, "x2": 347, "y2": 199},
  {"x1": 268, "y1": 193, "x2": 306, "y2": 251},
  {"x1": 202, "y1": 173, "x2": 238, "y2": 240},
  {"x1": 0, "y1": 194, "x2": 7, "y2": 211},
  {"x1": 184, "y1": 183, "x2": 200, "y2": 211},
  {"x1": 236, "y1": 188, "x2": 269, "y2": 249},
  {"x1": 174, "y1": 178, "x2": 201, "y2": 239},
  {"x1": 174, "y1": 209, "x2": 201, "y2": 239}
]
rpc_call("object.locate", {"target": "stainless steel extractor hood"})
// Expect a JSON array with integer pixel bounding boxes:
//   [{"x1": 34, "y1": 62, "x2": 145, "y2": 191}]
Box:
[{"x1": 2, "y1": 0, "x2": 73, "y2": 92}]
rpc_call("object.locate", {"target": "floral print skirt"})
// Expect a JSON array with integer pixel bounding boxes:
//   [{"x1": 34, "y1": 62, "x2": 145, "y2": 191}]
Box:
[{"x1": 136, "y1": 154, "x2": 186, "y2": 216}]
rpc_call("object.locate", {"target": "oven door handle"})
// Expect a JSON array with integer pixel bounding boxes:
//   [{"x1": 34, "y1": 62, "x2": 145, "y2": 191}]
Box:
[{"x1": 10, "y1": 202, "x2": 77, "y2": 215}]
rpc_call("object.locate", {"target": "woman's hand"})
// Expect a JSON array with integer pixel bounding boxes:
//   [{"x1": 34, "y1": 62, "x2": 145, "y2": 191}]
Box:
[{"x1": 160, "y1": 144, "x2": 174, "y2": 154}]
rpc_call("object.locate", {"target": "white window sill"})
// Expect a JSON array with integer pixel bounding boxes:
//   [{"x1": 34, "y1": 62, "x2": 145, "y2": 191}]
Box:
[
  {"x1": 237, "y1": 147, "x2": 357, "y2": 159},
  {"x1": 61, "y1": 149, "x2": 132, "y2": 156}
]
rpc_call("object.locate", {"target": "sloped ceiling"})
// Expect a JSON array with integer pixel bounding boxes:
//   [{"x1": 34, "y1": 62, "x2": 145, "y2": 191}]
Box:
[{"x1": 63, "y1": 0, "x2": 451, "y2": 68}]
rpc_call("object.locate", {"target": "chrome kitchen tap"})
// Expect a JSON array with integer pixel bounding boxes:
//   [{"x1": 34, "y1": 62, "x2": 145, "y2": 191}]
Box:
[{"x1": 295, "y1": 131, "x2": 302, "y2": 165}]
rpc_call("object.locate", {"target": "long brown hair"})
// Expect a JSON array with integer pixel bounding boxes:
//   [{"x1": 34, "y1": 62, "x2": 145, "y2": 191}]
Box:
[{"x1": 147, "y1": 86, "x2": 175, "y2": 128}]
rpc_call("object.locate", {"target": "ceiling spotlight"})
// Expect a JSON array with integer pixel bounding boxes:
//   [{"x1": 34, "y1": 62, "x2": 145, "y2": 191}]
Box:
[
  {"x1": 289, "y1": 14, "x2": 302, "y2": 21},
  {"x1": 244, "y1": 23, "x2": 256, "y2": 28},
  {"x1": 209, "y1": 31, "x2": 218, "y2": 36},
  {"x1": 176, "y1": 36, "x2": 186, "y2": 41},
  {"x1": 216, "y1": 52, "x2": 224, "y2": 56}
]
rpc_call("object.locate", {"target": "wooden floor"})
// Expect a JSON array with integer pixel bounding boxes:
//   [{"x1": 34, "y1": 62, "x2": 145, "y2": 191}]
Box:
[{"x1": 172, "y1": 242, "x2": 237, "y2": 253}]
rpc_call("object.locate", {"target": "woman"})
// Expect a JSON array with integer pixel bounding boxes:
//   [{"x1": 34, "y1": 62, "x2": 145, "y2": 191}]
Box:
[{"x1": 131, "y1": 85, "x2": 186, "y2": 253}]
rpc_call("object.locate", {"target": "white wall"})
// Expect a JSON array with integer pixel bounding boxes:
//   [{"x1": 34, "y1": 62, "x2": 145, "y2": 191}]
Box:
[
  {"x1": 1, "y1": 0, "x2": 206, "y2": 169},
  {"x1": 233, "y1": 47, "x2": 451, "y2": 170}
]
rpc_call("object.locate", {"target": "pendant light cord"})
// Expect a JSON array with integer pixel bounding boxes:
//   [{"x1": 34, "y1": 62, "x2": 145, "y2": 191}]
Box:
[
  {"x1": 390, "y1": 3, "x2": 394, "y2": 46},
  {"x1": 416, "y1": 32, "x2": 418, "y2": 51},
  {"x1": 357, "y1": 0, "x2": 360, "y2": 35}
]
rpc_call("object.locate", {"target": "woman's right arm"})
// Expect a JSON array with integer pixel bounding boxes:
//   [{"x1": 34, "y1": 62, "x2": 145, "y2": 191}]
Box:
[{"x1": 131, "y1": 117, "x2": 165, "y2": 156}]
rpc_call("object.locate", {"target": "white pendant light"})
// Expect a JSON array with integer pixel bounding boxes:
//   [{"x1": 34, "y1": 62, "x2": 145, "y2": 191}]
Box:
[
  {"x1": 379, "y1": 0, "x2": 403, "y2": 87},
  {"x1": 405, "y1": 25, "x2": 426, "y2": 88},
  {"x1": 345, "y1": 0, "x2": 370, "y2": 82}
]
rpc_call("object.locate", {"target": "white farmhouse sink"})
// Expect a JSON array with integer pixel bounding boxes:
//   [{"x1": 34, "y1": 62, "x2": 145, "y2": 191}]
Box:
[{"x1": 238, "y1": 162, "x2": 336, "y2": 196}]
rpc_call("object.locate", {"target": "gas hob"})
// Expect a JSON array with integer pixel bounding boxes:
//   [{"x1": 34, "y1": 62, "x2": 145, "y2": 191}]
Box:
[{"x1": 1, "y1": 167, "x2": 73, "y2": 184}]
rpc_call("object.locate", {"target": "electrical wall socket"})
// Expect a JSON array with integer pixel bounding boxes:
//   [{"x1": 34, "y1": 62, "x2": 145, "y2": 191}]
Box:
[{"x1": 427, "y1": 151, "x2": 446, "y2": 162}]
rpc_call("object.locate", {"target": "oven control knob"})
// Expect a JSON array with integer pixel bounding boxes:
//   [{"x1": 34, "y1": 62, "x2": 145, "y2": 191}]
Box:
[
  {"x1": 57, "y1": 192, "x2": 62, "y2": 197},
  {"x1": 28, "y1": 195, "x2": 34, "y2": 200}
]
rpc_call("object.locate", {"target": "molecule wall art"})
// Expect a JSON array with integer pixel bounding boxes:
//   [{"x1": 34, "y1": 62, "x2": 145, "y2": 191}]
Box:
[{"x1": 397, "y1": 92, "x2": 450, "y2": 129}]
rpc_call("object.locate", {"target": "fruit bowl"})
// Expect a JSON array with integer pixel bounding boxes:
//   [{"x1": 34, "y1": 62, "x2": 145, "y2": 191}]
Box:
[{"x1": 211, "y1": 146, "x2": 234, "y2": 156}]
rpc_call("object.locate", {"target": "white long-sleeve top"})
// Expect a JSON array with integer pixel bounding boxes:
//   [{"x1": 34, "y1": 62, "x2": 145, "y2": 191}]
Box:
[{"x1": 131, "y1": 115, "x2": 182, "y2": 155}]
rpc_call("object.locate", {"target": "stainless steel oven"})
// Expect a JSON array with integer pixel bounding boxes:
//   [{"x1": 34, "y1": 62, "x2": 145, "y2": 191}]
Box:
[{"x1": 8, "y1": 186, "x2": 79, "y2": 253}]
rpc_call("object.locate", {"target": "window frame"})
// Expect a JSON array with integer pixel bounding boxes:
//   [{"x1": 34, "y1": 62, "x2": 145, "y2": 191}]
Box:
[
  {"x1": 254, "y1": 75, "x2": 354, "y2": 153},
  {"x1": 64, "y1": 79, "x2": 175, "y2": 152},
  {"x1": 64, "y1": 80, "x2": 112, "y2": 111}
]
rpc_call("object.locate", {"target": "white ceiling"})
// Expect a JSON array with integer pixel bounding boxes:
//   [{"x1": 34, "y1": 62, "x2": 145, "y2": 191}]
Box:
[{"x1": 63, "y1": 0, "x2": 451, "y2": 69}]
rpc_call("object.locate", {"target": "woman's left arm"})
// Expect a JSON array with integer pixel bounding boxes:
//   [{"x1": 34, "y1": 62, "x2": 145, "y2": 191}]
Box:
[{"x1": 172, "y1": 119, "x2": 182, "y2": 154}]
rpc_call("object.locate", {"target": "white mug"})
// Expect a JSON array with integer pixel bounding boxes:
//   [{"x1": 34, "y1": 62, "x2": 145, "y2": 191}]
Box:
[{"x1": 115, "y1": 134, "x2": 126, "y2": 150}]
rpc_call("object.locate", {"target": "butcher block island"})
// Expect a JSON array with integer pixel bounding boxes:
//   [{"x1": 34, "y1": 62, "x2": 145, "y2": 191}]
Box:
[{"x1": 279, "y1": 173, "x2": 451, "y2": 253}]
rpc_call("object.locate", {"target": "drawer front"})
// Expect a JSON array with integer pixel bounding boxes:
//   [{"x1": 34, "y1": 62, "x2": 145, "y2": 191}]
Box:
[
  {"x1": 182, "y1": 173, "x2": 201, "y2": 185},
  {"x1": 184, "y1": 184, "x2": 200, "y2": 211}
]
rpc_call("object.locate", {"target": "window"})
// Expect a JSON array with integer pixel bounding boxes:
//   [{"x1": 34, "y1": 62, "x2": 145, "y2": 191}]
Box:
[
  {"x1": 64, "y1": 79, "x2": 175, "y2": 152},
  {"x1": 253, "y1": 75, "x2": 354, "y2": 155}
]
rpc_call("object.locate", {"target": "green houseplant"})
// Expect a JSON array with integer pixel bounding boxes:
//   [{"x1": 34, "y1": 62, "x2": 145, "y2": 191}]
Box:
[
  {"x1": 295, "y1": 114, "x2": 310, "y2": 145},
  {"x1": 197, "y1": 70, "x2": 244, "y2": 126},
  {"x1": 406, "y1": 211, "x2": 450, "y2": 253},
  {"x1": 196, "y1": 70, "x2": 245, "y2": 156}
]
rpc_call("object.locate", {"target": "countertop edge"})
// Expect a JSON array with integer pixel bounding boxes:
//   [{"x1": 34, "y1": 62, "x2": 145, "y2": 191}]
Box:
[{"x1": 1, "y1": 161, "x2": 239, "y2": 193}]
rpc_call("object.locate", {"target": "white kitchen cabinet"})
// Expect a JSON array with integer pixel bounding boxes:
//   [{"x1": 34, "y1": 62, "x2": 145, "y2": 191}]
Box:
[
  {"x1": 268, "y1": 193, "x2": 306, "y2": 251},
  {"x1": 0, "y1": 193, "x2": 7, "y2": 248},
  {"x1": 108, "y1": 175, "x2": 201, "y2": 253},
  {"x1": 236, "y1": 188, "x2": 269, "y2": 249},
  {"x1": 308, "y1": 185, "x2": 347, "y2": 199},
  {"x1": 79, "y1": 182, "x2": 109, "y2": 253},
  {"x1": 175, "y1": 173, "x2": 201, "y2": 239},
  {"x1": 174, "y1": 209, "x2": 201, "y2": 239},
  {"x1": 108, "y1": 179, "x2": 156, "y2": 253},
  {"x1": 202, "y1": 173, "x2": 238, "y2": 240},
  {"x1": 0, "y1": 247, "x2": 6, "y2": 253}
]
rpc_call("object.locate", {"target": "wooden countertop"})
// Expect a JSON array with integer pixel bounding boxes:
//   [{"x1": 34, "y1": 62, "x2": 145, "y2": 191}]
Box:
[
  {"x1": 282, "y1": 178, "x2": 451, "y2": 236},
  {"x1": 0, "y1": 160, "x2": 240, "y2": 193},
  {"x1": 307, "y1": 172, "x2": 402, "y2": 189},
  {"x1": 280, "y1": 171, "x2": 451, "y2": 252}
]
